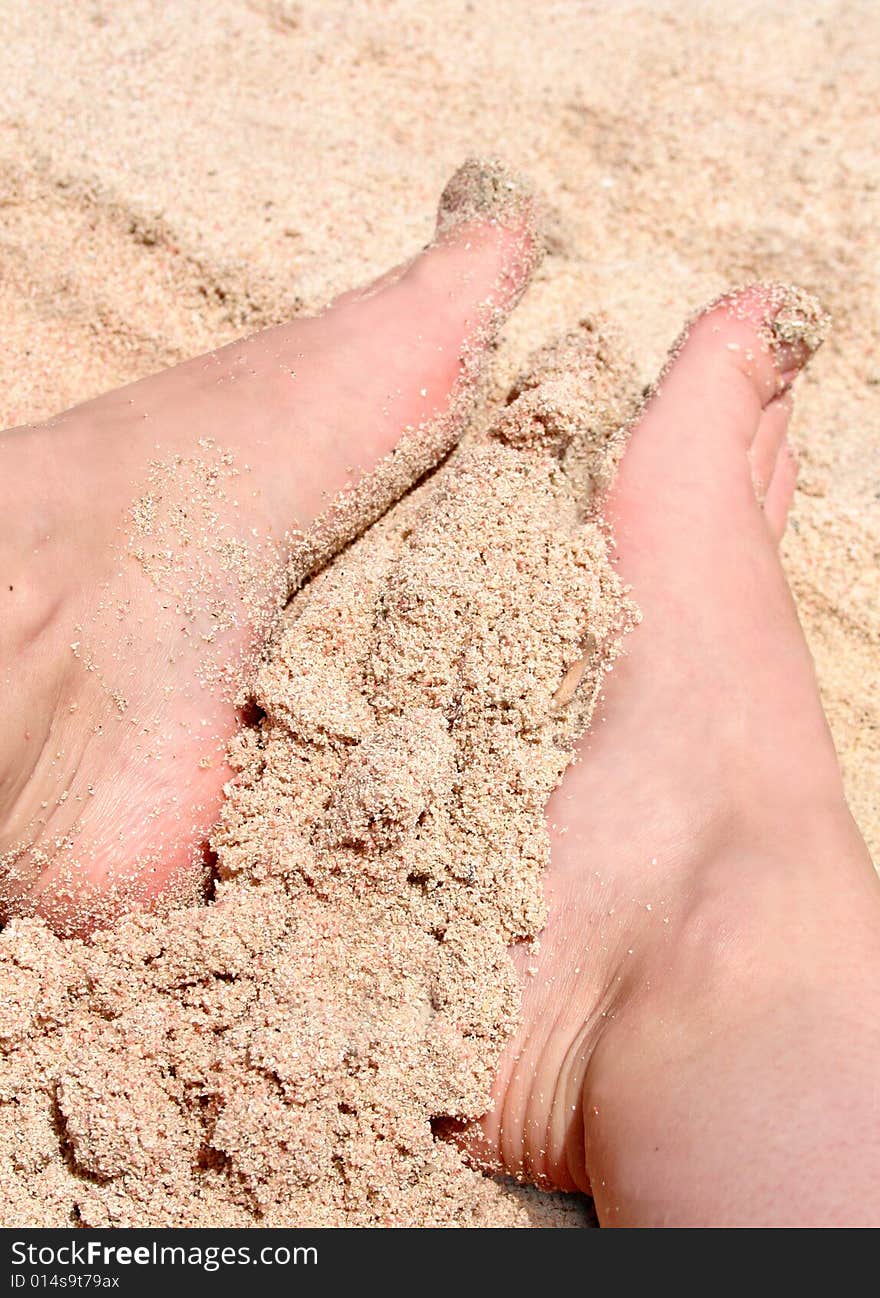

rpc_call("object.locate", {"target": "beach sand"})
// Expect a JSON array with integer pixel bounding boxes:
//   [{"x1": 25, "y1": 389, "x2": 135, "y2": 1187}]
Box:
[
  {"x1": 1, "y1": 307, "x2": 641, "y2": 1226},
  {"x1": 0, "y1": 0, "x2": 877, "y2": 1227}
]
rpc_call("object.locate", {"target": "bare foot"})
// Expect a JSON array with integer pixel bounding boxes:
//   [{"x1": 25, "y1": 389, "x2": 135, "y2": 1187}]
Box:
[
  {"x1": 0, "y1": 160, "x2": 537, "y2": 935},
  {"x1": 470, "y1": 285, "x2": 879, "y2": 1214}
]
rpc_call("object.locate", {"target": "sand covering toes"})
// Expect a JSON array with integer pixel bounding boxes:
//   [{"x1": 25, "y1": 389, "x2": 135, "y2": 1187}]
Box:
[{"x1": 0, "y1": 320, "x2": 638, "y2": 1227}]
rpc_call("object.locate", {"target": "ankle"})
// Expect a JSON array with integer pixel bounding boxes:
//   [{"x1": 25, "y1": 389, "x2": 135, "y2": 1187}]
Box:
[{"x1": 585, "y1": 806, "x2": 879, "y2": 1110}]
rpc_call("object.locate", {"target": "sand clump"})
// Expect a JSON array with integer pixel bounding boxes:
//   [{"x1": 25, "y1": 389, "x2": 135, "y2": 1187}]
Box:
[{"x1": 0, "y1": 322, "x2": 638, "y2": 1227}]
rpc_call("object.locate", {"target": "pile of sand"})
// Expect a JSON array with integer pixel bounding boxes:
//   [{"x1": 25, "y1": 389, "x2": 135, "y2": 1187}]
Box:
[{"x1": 0, "y1": 318, "x2": 637, "y2": 1226}]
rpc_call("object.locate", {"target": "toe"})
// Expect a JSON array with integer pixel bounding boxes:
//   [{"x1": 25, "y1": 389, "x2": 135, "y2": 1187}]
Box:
[
  {"x1": 609, "y1": 283, "x2": 827, "y2": 539},
  {"x1": 594, "y1": 281, "x2": 829, "y2": 773},
  {"x1": 764, "y1": 440, "x2": 799, "y2": 543},
  {"x1": 338, "y1": 156, "x2": 539, "y2": 409},
  {"x1": 235, "y1": 158, "x2": 540, "y2": 581},
  {"x1": 749, "y1": 391, "x2": 794, "y2": 500},
  {"x1": 640, "y1": 283, "x2": 827, "y2": 463},
  {"x1": 323, "y1": 196, "x2": 537, "y2": 449}
]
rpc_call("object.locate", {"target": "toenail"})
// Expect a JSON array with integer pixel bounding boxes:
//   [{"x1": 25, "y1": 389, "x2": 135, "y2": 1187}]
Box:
[{"x1": 763, "y1": 283, "x2": 831, "y2": 380}]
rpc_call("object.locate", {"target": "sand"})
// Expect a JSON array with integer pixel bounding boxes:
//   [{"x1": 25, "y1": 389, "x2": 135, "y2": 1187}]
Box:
[
  {"x1": 0, "y1": 0, "x2": 877, "y2": 1228},
  {"x1": 0, "y1": 313, "x2": 636, "y2": 1226}
]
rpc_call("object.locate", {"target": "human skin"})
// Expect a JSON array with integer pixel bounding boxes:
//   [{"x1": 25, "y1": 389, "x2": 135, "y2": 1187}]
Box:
[
  {"x1": 0, "y1": 163, "x2": 536, "y2": 933},
  {"x1": 1, "y1": 188, "x2": 878, "y2": 1223},
  {"x1": 466, "y1": 287, "x2": 880, "y2": 1227}
]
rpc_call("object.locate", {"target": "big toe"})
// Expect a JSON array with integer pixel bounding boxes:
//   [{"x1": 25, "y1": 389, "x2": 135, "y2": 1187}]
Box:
[
  {"x1": 608, "y1": 283, "x2": 829, "y2": 568},
  {"x1": 248, "y1": 158, "x2": 541, "y2": 581},
  {"x1": 582, "y1": 282, "x2": 835, "y2": 806}
]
